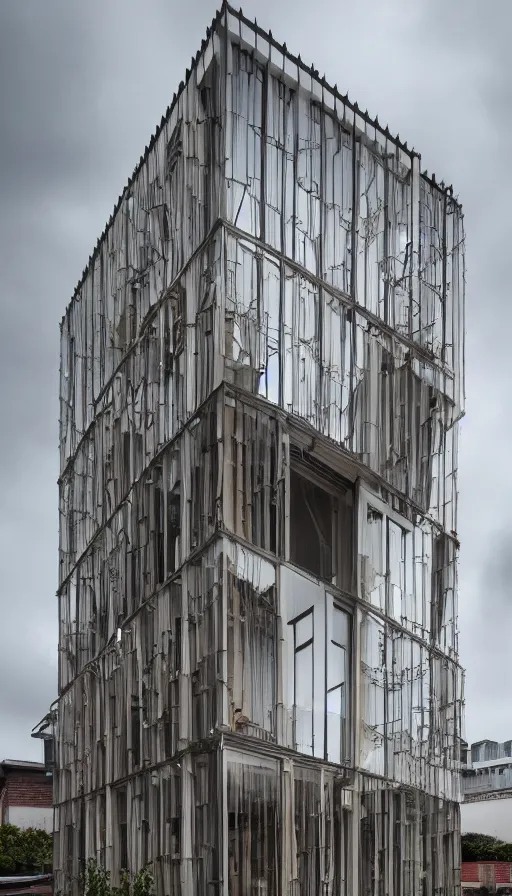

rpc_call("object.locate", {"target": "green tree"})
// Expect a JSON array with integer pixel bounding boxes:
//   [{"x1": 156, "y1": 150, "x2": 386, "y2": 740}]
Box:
[
  {"x1": 0, "y1": 825, "x2": 25, "y2": 874},
  {"x1": 18, "y1": 828, "x2": 53, "y2": 871},
  {"x1": 462, "y1": 832, "x2": 512, "y2": 862},
  {"x1": 0, "y1": 825, "x2": 52, "y2": 875}
]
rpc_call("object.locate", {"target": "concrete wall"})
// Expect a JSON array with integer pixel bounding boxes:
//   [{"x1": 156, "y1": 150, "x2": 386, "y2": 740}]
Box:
[{"x1": 6, "y1": 805, "x2": 53, "y2": 833}]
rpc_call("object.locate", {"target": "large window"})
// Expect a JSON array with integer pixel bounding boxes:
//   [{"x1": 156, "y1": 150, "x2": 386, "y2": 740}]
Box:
[
  {"x1": 360, "y1": 489, "x2": 417, "y2": 629},
  {"x1": 290, "y1": 470, "x2": 334, "y2": 580},
  {"x1": 289, "y1": 457, "x2": 353, "y2": 592},
  {"x1": 359, "y1": 487, "x2": 456, "y2": 647},
  {"x1": 292, "y1": 609, "x2": 314, "y2": 756},
  {"x1": 289, "y1": 589, "x2": 351, "y2": 765}
]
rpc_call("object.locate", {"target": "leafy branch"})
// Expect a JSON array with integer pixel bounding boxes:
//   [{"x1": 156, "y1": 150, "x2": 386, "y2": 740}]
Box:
[{"x1": 82, "y1": 860, "x2": 154, "y2": 896}]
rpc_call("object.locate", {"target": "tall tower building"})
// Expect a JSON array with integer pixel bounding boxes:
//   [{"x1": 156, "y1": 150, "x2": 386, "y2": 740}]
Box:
[{"x1": 55, "y1": 5, "x2": 465, "y2": 894}]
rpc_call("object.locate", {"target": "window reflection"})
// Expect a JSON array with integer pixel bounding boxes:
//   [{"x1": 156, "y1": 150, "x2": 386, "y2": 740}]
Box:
[{"x1": 291, "y1": 600, "x2": 350, "y2": 764}]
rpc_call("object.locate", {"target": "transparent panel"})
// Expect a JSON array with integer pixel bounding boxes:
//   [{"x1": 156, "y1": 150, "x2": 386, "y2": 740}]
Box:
[
  {"x1": 360, "y1": 612, "x2": 386, "y2": 775},
  {"x1": 326, "y1": 685, "x2": 345, "y2": 765},
  {"x1": 295, "y1": 612, "x2": 313, "y2": 649},
  {"x1": 332, "y1": 604, "x2": 349, "y2": 648},
  {"x1": 388, "y1": 518, "x2": 405, "y2": 623},
  {"x1": 327, "y1": 642, "x2": 346, "y2": 692},
  {"x1": 322, "y1": 113, "x2": 353, "y2": 294},
  {"x1": 295, "y1": 641, "x2": 313, "y2": 756},
  {"x1": 226, "y1": 45, "x2": 263, "y2": 238},
  {"x1": 363, "y1": 507, "x2": 385, "y2": 610}
]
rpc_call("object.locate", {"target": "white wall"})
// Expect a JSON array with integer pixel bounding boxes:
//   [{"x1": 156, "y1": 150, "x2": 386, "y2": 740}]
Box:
[
  {"x1": 462, "y1": 797, "x2": 512, "y2": 842},
  {"x1": 5, "y1": 805, "x2": 53, "y2": 833}
]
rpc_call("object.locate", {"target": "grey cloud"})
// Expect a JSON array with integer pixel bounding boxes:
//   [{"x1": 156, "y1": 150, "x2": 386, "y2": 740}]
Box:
[{"x1": 0, "y1": 2, "x2": 100, "y2": 202}]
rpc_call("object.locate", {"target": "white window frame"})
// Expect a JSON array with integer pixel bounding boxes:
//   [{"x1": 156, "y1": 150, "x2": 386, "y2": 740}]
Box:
[
  {"x1": 285, "y1": 573, "x2": 352, "y2": 765},
  {"x1": 358, "y1": 486, "x2": 414, "y2": 624}
]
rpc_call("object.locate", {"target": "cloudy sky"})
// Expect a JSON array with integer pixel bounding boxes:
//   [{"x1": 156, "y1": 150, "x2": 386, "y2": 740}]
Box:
[{"x1": 0, "y1": 0, "x2": 508, "y2": 760}]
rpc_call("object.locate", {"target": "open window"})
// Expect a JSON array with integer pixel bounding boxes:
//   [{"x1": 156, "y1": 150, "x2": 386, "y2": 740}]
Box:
[
  {"x1": 290, "y1": 470, "x2": 334, "y2": 579},
  {"x1": 289, "y1": 450, "x2": 354, "y2": 592}
]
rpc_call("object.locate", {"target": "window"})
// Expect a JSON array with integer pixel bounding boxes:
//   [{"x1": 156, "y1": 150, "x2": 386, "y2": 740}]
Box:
[
  {"x1": 116, "y1": 788, "x2": 128, "y2": 872},
  {"x1": 290, "y1": 594, "x2": 351, "y2": 764},
  {"x1": 360, "y1": 489, "x2": 419, "y2": 632},
  {"x1": 326, "y1": 605, "x2": 349, "y2": 764},
  {"x1": 290, "y1": 470, "x2": 334, "y2": 580},
  {"x1": 226, "y1": 548, "x2": 277, "y2": 740},
  {"x1": 227, "y1": 757, "x2": 279, "y2": 896},
  {"x1": 293, "y1": 610, "x2": 314, "y2": 756},
  {"x1": 289, "y1": 460, "x2": 353, "y2": 590}
]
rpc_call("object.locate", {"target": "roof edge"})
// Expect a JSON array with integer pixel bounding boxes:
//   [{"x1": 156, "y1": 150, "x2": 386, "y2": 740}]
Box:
[
  {"x1": 62, "y1": 1, "x2": 461, "y2": 327},
  {"x1": 226, "y1": 4, "x2": 459, "y2": 199}
]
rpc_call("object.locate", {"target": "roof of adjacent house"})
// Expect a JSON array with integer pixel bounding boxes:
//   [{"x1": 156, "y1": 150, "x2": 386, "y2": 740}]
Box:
[{"x1": 0, "y1": 760, "x2": 47, "y2": 772}]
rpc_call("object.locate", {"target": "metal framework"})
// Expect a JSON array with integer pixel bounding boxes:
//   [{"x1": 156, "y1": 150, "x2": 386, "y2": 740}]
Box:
[{"x1": 54, "y1": 5, "x2": 465, "y2": 893}]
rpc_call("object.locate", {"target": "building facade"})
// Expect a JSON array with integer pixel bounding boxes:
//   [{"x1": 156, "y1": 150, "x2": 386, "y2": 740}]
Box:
[
  {"x1": 461, "y1": 739, "x2": 512, "y2": 843},
  {"x1": 55, "y1": 5, "x2": 465, "y2": 894},
  {"x1": 0, "y1": 761, "x2": 53, "y2": 833},
  {"x1": 462, "y1": 862, "x2": 512, "y2": 894}
]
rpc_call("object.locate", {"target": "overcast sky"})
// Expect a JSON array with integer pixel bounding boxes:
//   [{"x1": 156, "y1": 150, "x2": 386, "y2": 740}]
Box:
[{"x1": 0, "y1": 0, "x2": 508, "y2": 760}]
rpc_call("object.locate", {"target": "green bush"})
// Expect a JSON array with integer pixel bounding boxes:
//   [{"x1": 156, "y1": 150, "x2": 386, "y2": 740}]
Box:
[
  {"x1": 82, "y1": 860, "x2": 154, "y2": 896},
  {"x1": 0, "y1": 824, "x2": 52, "y2": 874}
]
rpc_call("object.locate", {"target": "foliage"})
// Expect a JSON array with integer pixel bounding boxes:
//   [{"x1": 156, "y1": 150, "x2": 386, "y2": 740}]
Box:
[
  {"x1": 131, "y1": 868, "x2": 154, "y2": 896},
  {"x1": 82, "y1": 860, "x2": 111, "y2": 896},
  {"x1": 462, "y1": 832, "x2": 512, "y2": 862},
  {"x1": 0, "y1": 824, "x2": 52, "y2": 874},
  {"x1": 82, "y1": 860, "x2": 154, "y2": 896}
]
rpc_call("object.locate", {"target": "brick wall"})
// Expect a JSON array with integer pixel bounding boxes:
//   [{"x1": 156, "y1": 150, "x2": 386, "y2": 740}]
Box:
[
  {"x1": 462, "y1": 861, "x2": 512, "y2": 885},
  {"x1": 0, "y1": 770, "x2": 53, "y2": 820},
  {"x1": 5, "y1": 772, "x2": 52, "y2": 808}
]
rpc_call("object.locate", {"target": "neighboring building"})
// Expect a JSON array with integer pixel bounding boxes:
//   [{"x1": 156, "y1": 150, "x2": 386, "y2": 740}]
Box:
[
  {"x1": 462, "y1": 862, "x2": 512, "y2": 894},
  {"x1": 54, "y1": 4, "x2": 465, "y2": 894},
  {"x1": 462, "y1": 739, "x2": 512, "y2": 842},
  {"x1": 0, "y1": 761, "x2": 53, "y2": 833}
]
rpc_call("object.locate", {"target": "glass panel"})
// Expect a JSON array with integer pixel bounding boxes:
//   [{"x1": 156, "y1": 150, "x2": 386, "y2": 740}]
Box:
[
  {"x1": 327, "y1": 686, "x2": 342, "y2": 716},
  {"x1": 360, "y1": 613, "x2": 386, "y2": 775},
  {"x1": 327, "y1": 642, "x2": 346, "y2": 692},
  {"x1": 364, "y1": 507, "x2": 385, "y2": 609},
  {"x1": 226, "y1": 46, "x2": 263, "y2": 238},
  {"x1": 327, "y1": 685, "x2": 344, "y2": 764},
  {"x1": 295, "y1": 612, "x2": 313, "y2": 649},
  {"x1": 388, "y1": 519, "x2": 406, "y2": 622},
  {"x1": 295, "y1": 641, "x2": 313, "y2": 756},
  {"x1": 332, "y1": 605, "x2": 349, "y2": 647}
]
